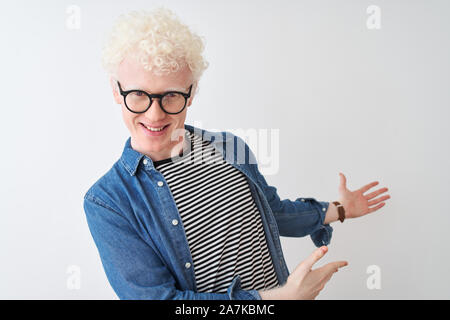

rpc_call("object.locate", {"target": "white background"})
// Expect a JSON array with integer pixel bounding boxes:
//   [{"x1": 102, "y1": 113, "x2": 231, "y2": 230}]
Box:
[{"x1": 1, "y1": 0, "x2": 449, "y2": 299}]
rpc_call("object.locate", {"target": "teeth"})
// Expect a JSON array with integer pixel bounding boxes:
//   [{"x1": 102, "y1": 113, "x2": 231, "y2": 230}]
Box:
[{"x1": 144, "y1": 124, "x2": 165, "y2": 132}]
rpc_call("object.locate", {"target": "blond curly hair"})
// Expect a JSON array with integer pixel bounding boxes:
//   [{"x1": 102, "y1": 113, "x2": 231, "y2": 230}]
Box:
[{"x1": 101, "y1": 6, "x2": 209, "y2": 86}]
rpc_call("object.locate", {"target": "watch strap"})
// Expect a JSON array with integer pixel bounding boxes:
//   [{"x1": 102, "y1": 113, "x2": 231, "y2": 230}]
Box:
[{"x1": 332, "y1": 201, "x2": 346, "y2": 223}]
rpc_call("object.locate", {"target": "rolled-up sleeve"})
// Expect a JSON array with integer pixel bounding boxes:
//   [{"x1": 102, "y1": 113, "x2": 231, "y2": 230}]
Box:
[
  {"x1": 227, "y1": 274, "x2": 262, "y2": 300},
  {"x1": 83, "y1": 194, "x2": 261, "y2": 300}
]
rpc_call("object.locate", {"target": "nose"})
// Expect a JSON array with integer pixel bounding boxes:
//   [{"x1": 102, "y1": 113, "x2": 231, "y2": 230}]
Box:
[{"x1": 144, "y1": 98, "x2": 166, "y2": 120}]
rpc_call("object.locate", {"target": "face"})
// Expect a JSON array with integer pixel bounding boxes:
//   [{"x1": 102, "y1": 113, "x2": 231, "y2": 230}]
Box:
[{"x1": 111, "y1": 54, "x2": 196, "y2": 162}]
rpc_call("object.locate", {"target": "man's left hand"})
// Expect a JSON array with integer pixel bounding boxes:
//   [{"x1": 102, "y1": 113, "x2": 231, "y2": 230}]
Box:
[{"x1": 337, "y1": 172, "x2": 390, "y2": 219}]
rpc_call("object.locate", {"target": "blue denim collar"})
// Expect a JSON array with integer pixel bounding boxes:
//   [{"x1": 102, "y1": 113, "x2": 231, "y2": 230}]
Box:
[{"x1": 120, "y1": 123, "x2": 234, "y2": 176}]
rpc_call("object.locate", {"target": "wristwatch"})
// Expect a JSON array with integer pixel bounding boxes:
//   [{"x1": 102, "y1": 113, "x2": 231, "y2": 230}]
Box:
[{"x1": 332, "y1": 201, "x2": 346, "y2": 223}]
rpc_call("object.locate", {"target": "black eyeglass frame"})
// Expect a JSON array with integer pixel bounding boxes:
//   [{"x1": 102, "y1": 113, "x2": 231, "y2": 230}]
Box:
[{"x1": 117, "y1": 81, "x2": 193, "y2": 115}]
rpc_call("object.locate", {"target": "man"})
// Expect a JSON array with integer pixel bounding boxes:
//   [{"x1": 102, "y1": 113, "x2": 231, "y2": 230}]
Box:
[{"x1": 83, "y1": 7, "x2": 391, "y2": 300}]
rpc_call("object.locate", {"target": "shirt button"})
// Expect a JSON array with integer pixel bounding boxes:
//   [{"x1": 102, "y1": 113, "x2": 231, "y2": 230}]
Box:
[
  {"x1": 301, "y1": 199, "x2": 305, "y2": 202},
  {"x1": 157, "y1": 181, "x2": 164, "y2": 187},
  {"x1": 185, "y1": 262, "x2": 191, "y2": 269},
  {"x1": 322, "y1": 207, "x2": 326, "y2": 211},
  {"x1": 172, "y1": 219, "x2": 178, "y2": 226},
  {"x1": 143, "y1": 159, "x2": 148, "y2": 165}
]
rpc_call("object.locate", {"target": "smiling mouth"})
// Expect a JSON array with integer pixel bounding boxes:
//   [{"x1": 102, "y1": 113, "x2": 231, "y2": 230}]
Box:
[{"x1": 140, "y1": 123, "x2": 170, "y2": 132}]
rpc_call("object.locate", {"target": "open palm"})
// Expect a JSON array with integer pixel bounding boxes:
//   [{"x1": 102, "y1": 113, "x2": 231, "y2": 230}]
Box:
[{"x1": 337, "y1": 172, "x2": 390, "y2": 219}]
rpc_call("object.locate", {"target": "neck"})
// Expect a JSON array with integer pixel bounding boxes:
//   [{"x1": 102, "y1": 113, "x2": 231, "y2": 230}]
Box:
[{"x1": 133, "y1": 131, "x2": 188, "y2": 162}]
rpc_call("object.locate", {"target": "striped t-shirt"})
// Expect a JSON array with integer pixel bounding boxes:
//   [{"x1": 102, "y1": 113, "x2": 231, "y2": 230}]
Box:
[{"x1": 153, "y1": 129, "x2": 280, "y2": 293}]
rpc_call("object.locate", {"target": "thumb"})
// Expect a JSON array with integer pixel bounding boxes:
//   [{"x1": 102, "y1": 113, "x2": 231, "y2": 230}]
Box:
[
  {"x1": 339, "y1": 172, "x2": 347, "y2": 190},
  {"x1": 292, "y1": 246, "x2": 328, "y2": 278}
]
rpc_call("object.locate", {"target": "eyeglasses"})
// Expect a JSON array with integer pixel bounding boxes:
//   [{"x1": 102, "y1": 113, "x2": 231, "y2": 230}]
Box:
[{"x1": 117, "y1": 81, "x2": 193, "y2": 114}]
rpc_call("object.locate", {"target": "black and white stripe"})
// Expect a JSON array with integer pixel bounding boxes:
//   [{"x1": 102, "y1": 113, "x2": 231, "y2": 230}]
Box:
[{"x1": 154, "y1": 130, "x2": 279, "y2": 293}]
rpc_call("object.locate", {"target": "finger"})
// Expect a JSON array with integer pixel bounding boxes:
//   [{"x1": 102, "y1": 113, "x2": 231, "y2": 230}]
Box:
[
  {"x1": 324, "y1": 262, "x2": 346, "y2": 281},
  {"x1": 317, "y1": 261, "x2": 348, "y2": 282},
  {"x1": 339, "y1": 172, "x2": 347, "y2": 189},
  {"x1": 296, "y1": 246, "x2": 328, "y2": 275},
  {"x1": 323, "y1": 260, "x2": 348, "y2": 272},
  {"x1": 358, "y1": 181, "x2": 379, "y2": 194},
  {"x1": 333, "y1": 260, "x2": 349, "y2": 269},
  {"x1": 368, "y1": 194, "x2": 391, "y2": 206},
  {"x1": 367, "y1": 202, "x2": 386, "y2": 213},
  {"x1": 364, "y1": 187, "x2": 389, "y2": 200}
]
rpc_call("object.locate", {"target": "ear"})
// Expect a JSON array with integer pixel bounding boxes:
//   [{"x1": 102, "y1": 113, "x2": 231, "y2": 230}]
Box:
[{"x1": 109, "y1": 76, "x2": 122, "y2": 105}]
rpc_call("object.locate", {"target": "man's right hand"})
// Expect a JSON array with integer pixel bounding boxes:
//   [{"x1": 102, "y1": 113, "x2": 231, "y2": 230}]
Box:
[{"x1": 258, "y1": 246, "x2": 348, "y2": 300}]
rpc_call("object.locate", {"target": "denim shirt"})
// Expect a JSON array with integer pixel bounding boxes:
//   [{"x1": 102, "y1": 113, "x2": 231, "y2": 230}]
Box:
[{"x1": 83, "y1": 123, "x2": 333, "y2": 300}]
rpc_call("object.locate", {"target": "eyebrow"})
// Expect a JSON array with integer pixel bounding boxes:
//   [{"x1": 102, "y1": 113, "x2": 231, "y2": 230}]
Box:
[{"x1": 125, "y1": 84, "x2": 187, "y2": 93}]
